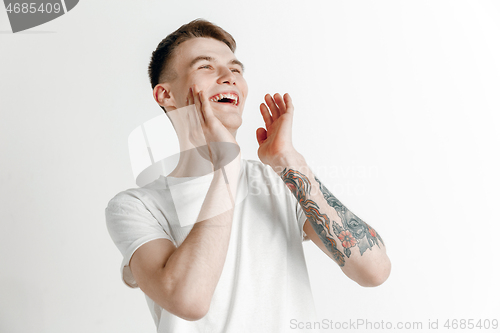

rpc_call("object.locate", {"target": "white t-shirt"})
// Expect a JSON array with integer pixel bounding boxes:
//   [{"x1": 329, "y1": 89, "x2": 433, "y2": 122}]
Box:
[{"x1": 106, "y1": 159, "x2": 317, "y2": 332}]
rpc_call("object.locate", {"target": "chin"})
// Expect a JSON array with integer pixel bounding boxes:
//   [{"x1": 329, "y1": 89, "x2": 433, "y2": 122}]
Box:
[{"x1": 219, "y1": 114, "x2": 242, "y2": 132}]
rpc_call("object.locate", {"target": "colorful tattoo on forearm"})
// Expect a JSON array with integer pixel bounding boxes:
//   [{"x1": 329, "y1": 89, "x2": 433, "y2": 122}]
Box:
[
  {"x1": 314, "y1": 175, "x2": 384, "y2": 257},
  {"x1": 280, "y1": 168, "x2": 384, "y2": 265},
  {"x1": 280, "y1": 168, "x2": 345, "y2": 266}
]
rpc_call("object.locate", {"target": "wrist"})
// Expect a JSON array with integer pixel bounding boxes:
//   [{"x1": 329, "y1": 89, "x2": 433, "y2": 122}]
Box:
[{"x1": 269, "y1": 150, "x2": 306, "y2": 174}]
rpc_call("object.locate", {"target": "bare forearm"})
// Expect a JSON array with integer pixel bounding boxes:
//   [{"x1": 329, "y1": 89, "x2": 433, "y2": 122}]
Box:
[
  {"x1": 273, "y1": 152, "x2": 391, "y2": 286},
  {"x1": 162, "y1": 162, "x2": 240, "y2": 316}
]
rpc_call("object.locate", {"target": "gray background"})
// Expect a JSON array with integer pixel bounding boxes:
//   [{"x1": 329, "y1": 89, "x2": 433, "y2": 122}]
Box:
[{"x1": 1, "y1": 1, "x2": 499, "y2": 332}]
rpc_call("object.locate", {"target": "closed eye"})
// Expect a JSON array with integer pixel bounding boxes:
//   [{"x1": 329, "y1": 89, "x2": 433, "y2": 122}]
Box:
[{"x1": 231, "y1": 68, "x2": 242, "y2": 74}]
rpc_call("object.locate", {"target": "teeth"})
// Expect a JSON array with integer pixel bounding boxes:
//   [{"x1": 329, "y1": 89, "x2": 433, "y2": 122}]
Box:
[{"x1": 210, "y1": 93, "x2": 239, "y2": 105}]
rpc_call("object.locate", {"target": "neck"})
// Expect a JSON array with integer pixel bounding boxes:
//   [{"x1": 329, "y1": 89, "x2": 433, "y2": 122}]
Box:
[{"x1": 168, "y1": 148, "x2": 214, "y2": 178}]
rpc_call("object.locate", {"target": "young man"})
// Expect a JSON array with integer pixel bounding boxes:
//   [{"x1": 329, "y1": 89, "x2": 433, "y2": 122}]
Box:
[{"x1": 106, "y1": 19, "x2": 391, "y2": 332}]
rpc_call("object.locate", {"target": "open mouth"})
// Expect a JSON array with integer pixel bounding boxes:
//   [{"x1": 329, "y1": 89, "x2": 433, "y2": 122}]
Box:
[{"x1": 209, "y1": 93, "x2": 239, "y2": 106}]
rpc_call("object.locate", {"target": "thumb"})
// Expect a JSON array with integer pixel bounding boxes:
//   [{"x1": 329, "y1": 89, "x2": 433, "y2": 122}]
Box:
[{"x1": 256, "y1": 127, "x2": 267, "y2": 146}]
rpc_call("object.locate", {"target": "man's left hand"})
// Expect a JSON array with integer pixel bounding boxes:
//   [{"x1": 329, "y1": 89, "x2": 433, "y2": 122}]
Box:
[{"x1": 256, "y1": 93, "x2": 298, "y2": 168}]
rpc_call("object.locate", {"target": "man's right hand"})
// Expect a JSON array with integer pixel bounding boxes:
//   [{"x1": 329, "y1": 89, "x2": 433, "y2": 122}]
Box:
[{"x1": 186, "y1": 85, "x2": 239, "y2": 170}]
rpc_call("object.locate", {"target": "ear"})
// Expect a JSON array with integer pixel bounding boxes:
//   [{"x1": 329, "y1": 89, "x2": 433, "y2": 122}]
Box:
[{"x1": 153, "y1": 84, "x2": 176, "y2": 111}]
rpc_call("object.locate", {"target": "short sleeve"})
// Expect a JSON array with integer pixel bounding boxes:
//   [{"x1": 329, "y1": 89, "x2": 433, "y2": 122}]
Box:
[{"x1": 105, "y1": 192, "x2": 174, "y2": 288}]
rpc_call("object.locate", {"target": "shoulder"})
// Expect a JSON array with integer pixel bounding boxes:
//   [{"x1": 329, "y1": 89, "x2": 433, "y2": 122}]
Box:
[
  {"x1": 105, "y1": 177, "x2": 166, "y2": 219},
  {"x1": 106, "y1": 189, "x2": 147, "y2": 215},
  {"x1": 107, "y1": 177, "x2": 165, "y2": 205},
  {"x1": 105, "y1": 180, "x2": 172, "y2": 247}
]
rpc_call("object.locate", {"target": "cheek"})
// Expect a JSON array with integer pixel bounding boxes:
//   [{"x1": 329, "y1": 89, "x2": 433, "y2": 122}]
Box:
[
  {"x1": 191, "y1": 75, "x2": 214, "y2": 91},
  {"x1": 239, "y1": 78, "x2": 249, "y2": 96}
]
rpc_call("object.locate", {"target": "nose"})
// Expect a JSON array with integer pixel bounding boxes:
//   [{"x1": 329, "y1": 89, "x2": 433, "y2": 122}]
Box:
[{"x1": 217, "y1": 66, "x2": 236, "y2": 85}]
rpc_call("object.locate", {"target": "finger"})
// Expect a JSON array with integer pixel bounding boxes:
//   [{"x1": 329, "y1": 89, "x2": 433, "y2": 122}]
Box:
[
  {"x1": 264, "y1": 93, "x2": 280, "y2": 121},
  {"x1": 193, "y1": 85, "x2": 205, "y2": 124},
  {"x1": 256, "y1": 127, "x2": 267, "y2": 146},
  {"x1": 186, "y1": 99, "x2": 204, "y2": 143},
  {"x1": 260, "y1": 103, "x2": 273, "y2": 129},
  {"x1": 187, "y1": 109, "x2": 197, "y2": 137},
  {"x1": 283, "y1": 93, "x2": 294, "y2": 115},
  {"x1": 199, "y1": 90, "x2": 214, "y2": 121},
  {"x1": 274, "y1": 93, "x2": 287, "y2": 115},
  {"x1": 187, "y1": 87, "x2": 194, "y2": 106}
]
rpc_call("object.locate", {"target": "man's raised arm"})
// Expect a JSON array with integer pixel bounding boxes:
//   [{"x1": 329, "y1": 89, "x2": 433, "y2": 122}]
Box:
[
  {"x1": 278, "y1": 158, "x2": 390, "y2": 287},
  {"x1": 256, "y1": 93, "x2": 391, "y2": 287}
]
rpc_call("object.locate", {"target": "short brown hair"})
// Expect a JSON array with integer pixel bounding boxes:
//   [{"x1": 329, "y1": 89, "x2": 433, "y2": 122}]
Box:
[{"x1": 148, "y1": 19, "x2": 237, "y2": 89}]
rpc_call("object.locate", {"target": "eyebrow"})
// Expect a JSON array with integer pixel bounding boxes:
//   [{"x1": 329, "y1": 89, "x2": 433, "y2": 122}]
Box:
[
  {"x1": 189, "y1": 56, "x2": 245, "y2": 72},
  {"x1": 230, "y1": 59, "x2": 245, "y2": 72}
]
